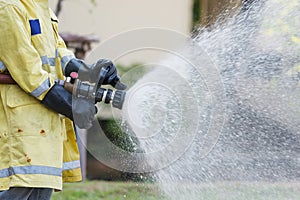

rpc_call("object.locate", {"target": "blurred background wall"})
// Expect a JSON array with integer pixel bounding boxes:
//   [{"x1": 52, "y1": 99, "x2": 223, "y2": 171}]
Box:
[
  {"x1": 49, "y1": 0, "x2": 242, "y2": 65},
  {"x1": 49, "y1": 0, "x2": 193, "y2": 37}
]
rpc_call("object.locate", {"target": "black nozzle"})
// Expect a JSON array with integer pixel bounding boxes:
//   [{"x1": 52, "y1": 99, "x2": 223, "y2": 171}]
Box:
[
  {"x1": 112, "y1": 90, "x2": 126, "y2": 109},
  {"x1": 94, "y1": 88, "x2": 126, "y2": 110}
]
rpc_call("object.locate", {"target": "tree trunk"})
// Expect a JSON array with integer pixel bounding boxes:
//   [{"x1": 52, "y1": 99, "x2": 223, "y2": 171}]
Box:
[{"x1": 55, "y1": 0, "x2": 64, "y2": 17}]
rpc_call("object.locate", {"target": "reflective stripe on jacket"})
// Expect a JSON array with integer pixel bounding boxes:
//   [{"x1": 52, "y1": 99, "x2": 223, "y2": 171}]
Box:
[{"x1": 0, "y1": 0, "x2": 81, "y2": 191}]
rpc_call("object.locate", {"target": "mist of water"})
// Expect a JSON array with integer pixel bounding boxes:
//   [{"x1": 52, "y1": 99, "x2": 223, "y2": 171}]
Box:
[{"x1": 121, "y1": 0, "x2": 300, "y2": 199}]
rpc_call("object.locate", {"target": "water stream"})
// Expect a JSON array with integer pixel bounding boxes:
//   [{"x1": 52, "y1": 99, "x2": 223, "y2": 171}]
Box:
[
  {"x1": 120, "y1": 0, "x2": 300, "y2": 199},
  {"x1": 85, "y1": 0, "x2": 300, "y2": 199}
]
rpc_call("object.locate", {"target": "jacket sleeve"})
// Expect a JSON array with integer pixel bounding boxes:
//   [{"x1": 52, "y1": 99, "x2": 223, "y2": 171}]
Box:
[
  {"x1": 57, "y1": 34, "x2": 76, "y2": 74},
  {"x1": 0, "y1": 5, "x2": 54, "y2": 100},
  {"x1": 49, "y1": 9, "x2": 75, "y2": 75}
]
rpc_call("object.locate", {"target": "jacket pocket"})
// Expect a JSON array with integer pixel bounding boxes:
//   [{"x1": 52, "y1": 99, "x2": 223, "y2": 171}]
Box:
[
  {"x1": 6, "y1": 85, "x2": 39, "y2": 108},
  {"x1": 6, "y1": 85, "x2": 52, "y2": 136}
]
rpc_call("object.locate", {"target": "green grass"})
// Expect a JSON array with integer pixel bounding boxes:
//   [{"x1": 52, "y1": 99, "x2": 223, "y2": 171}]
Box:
[
  {"x1": 52, "y1": 181, "x2": 300, "y2": 200},
  {"x1": 167, "y1": 182, "x2": 300, "y2": 200},
  {"x1": 52, "y1": 181, "x2": 164, "y2": 200}
]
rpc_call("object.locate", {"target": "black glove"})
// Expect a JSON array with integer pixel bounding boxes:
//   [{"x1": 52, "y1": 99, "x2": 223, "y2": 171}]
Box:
[
  {"x1": 72, "y1": 97, "x2": 97, "y2": 129},
  {"x1": 41, "y1": 83, "x2": 97, "y2": 129},
  {"x1": 65, "y1": 58, "x2": 126, "y2": 90}
]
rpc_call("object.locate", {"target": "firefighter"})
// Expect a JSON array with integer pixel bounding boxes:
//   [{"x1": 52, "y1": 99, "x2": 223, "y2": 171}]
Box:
[{"x1": 0, "y1": 0, "x2": 125, "y2": 199}]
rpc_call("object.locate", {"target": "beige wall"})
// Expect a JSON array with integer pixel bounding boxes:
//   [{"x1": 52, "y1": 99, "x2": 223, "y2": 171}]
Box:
[{"x1": 50, "y1": 0, "x2": 193, "y2": 64}]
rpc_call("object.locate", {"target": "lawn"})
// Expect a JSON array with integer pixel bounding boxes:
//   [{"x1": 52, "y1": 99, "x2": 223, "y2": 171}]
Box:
[
  {"x1": 52, "y1": 181, "x2": 300, "y2": 200},
  {"x1": 52, "y1": 181, "x2": 164, "y2": 200}
]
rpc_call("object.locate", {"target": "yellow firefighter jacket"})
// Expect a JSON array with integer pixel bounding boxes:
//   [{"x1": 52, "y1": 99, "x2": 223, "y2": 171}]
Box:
[{"x1": 0, "y1": 0, "x2": 82, "y2": 191}]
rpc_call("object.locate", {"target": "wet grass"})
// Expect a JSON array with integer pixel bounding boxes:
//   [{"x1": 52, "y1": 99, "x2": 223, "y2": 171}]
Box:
[{"x1": 52, "y1": 181, "x2": 300, "y2": 200}]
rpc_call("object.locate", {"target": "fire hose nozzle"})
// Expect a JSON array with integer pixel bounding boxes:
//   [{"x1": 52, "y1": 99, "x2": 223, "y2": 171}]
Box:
[
  {"x1": 112, "y1": 90, "x2": 126, "y2": 109},
  {"x1": 65, "y1": 78, "x2": 126, "y2": 110}
]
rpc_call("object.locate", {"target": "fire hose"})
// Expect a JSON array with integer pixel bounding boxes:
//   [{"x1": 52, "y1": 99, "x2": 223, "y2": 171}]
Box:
[
  {"x1": 0, "y1": 70, "x2": 126, "y2": 110},
  {"x1": 0, "y1": 74, "x2": 17, "y2": 84}
]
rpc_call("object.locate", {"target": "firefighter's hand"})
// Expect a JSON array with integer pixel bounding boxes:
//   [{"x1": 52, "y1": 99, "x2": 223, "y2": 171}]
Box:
[
  {"x1": 65, "y1": 59, "x2": 127, "y2": 90},
  {"x1": 89, "y1": 59, "x2": 126, "y2": 90},
  {"x1": 42, "y1": 83, "x2": 97, "y2": 129}
]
